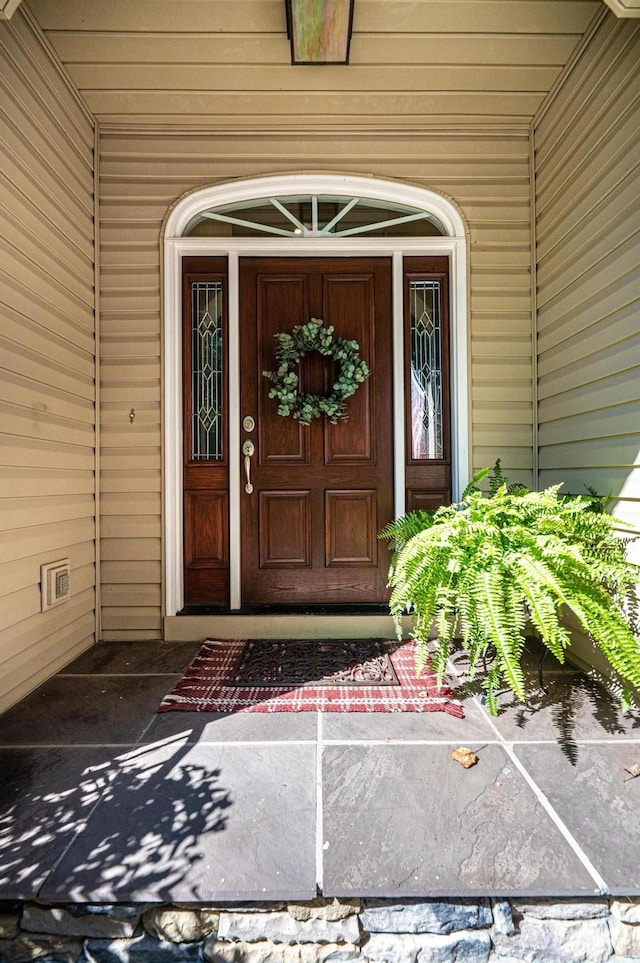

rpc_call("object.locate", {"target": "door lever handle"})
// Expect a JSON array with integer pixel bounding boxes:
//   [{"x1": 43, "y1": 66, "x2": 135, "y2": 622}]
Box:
[{"x1": 242, "y1": 439, "x2": 255, "y2": 494}]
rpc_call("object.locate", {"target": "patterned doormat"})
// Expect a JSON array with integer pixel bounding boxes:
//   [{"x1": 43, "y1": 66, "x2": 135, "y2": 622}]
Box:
[{"x1": 157, "y1": 639, "x2": 463, "y2": 715}]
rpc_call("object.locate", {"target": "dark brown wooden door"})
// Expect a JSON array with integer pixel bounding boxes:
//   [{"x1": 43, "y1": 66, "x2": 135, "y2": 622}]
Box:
[{"x1": 239, "y1": 257, "x2": 394, "y2": 605}]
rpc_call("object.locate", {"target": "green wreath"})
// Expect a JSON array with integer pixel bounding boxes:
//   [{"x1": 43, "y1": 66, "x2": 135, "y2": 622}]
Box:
[{"x1": 262, "y1": 317, "x2": 370, "y2": 425}]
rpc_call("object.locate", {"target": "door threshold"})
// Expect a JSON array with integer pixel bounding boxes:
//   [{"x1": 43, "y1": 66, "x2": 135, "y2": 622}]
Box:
[
  {"x1": 164, "y1": 611, "x2": 412, "y2": 642},
  {"x1": 177, "y1": 603, "x2": 391, "y2": 616}
]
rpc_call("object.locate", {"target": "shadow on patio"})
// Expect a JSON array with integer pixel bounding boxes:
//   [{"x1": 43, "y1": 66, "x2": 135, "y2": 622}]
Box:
[{"x1": 0, "y1": 638, "x2": 639, "y2": 904}]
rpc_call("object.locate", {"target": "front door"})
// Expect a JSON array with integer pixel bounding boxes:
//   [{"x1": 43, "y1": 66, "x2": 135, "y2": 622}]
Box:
[
  {"x1": 181, "y1": 254, "x2": 451, "y2": 609},
  {"x1": 239, "y1": 257, "x2": 394, "y2": 605}
]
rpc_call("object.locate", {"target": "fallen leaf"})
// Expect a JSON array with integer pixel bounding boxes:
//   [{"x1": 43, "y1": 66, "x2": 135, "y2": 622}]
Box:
[
  {"x1": 624, "y1": 762, "x2": 640, "y2": 781},
  {"x1": 451, "y1": 746, "x2": 479, "y2": 769}
]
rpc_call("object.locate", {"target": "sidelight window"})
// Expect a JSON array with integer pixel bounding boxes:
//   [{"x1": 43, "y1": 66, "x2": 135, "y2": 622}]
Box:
[
  {"x1": 402, "y1": 256, "x2": 450, "y2": 513},
  {"x1": 409, "y1": 280, "x2": 443, "y2": 460},
  {"x1": 191, "y1": 280, "x2": 224, "y2": 460}
]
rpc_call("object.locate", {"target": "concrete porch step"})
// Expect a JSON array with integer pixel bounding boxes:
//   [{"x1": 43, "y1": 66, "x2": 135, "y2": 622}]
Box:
[{"x1": 163, "y1": 613, "x2": 412, "y2": 641}]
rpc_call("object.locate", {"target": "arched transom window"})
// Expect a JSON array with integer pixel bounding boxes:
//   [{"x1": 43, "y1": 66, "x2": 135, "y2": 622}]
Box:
[{"x1": 184, "y1": 193, "x2": 447, "y2": 239}]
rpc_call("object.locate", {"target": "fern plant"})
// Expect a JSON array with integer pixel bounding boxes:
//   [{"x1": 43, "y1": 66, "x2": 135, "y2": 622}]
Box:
[{"x1": 380, "y1": 463, "x2": 640, "y2": 714}]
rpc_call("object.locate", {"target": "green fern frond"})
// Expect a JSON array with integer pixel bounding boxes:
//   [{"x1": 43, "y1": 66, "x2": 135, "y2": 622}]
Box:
[
  {"x1": 477, "y1": 570, "x2": 525, "y2": 701},
  {"x1": 488, "y1": 459, "x2": 507, "y2": 496},
  {"x1": 379, "y1": 509, "x2": 436, "y2": 549},
  {"x1": 482, "y1": 662, "x2": 502, "y2": 715},
  {"x1": 415, "y1": 637, "x2": 430, "y2": 676},
  {"x1": 517, "y1": 580, "x2": 570, "y2": 663},
  {"x1": 380, "y1": 463, "x2": 640, "y2": 714},
  {"x1": 572, "y1": 592, "x2": 640, "y2": 693},
  {"x1": 430, "y1": 637, "x2": 451, "y2": 683},
  {"x1": 461, "y1": 466, "x2": 490, "y2": 500},
  {"x1": 515, "y1": 553, "x2": 571, "y2": 608}
]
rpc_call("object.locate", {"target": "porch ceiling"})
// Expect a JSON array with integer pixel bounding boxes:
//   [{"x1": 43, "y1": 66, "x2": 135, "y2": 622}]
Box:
[{"x1": 26, "y1": 0, "x2": 601, "y2": 129}]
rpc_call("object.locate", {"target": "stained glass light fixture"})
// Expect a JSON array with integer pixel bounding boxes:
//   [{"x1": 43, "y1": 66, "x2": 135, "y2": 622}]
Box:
[{"x1": 285, "y1": 0, "x2": 355, "y2": 64}]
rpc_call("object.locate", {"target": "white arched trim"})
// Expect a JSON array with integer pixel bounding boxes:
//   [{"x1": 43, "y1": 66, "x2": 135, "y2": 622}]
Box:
[
  {"x1": 163, "y1": 174, "x2": 470, "y2": 616},
  {"x1": 165, "y1": 173, "x2": 467, "y2": 241}
]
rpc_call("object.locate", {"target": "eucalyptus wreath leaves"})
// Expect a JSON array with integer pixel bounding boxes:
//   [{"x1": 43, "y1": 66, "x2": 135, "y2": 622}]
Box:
[{"x1": 262, "y1": 317, "x2": 370, "y2": 425}]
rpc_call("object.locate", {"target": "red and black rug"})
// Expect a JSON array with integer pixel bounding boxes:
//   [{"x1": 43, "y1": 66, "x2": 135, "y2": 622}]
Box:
[{"x1": 157, "y1": 638, "x2": 463, "y2": 716}]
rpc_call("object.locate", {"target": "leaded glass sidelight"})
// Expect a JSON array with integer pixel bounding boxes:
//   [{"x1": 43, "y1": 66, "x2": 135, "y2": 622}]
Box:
[
  {"x1": 191, "y1": 281, "x2": 224, "y2": 460},
  {"x1": 410, "y1": 280, "x2": 443, "y2": 460}
]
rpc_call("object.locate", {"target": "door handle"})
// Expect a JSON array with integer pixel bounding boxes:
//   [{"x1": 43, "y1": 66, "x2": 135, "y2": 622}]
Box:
[{"x1": 242, "y1": 439, "x2": 255, "y2": 494}]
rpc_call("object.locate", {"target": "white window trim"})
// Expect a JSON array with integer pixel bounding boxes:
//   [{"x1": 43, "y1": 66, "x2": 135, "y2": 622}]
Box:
[{"x1": 163, "y1": 174, "x2": 469, "y2": 616}]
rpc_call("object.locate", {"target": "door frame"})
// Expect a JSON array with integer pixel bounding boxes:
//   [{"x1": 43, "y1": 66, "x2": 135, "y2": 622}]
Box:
[{"x1": 163, "y1": 174, "x2": 470, "y2": 616}]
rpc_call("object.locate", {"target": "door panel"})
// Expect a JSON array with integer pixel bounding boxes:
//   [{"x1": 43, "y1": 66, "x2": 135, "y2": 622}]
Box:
[
  {"x1": 325, "y1": 490, "x2": 377, "y2": 566},
  {"x1": 258, "y1": 491, "x2": 311, "y2": 568},
  {"x1": 239, "y1": 257, "x2": 393, "y2": 605},
  {"x1": 185, "y1": 491, "x2": 228, "y2": 566}
]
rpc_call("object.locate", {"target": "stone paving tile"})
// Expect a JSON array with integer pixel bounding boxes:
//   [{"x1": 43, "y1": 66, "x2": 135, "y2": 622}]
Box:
[
  {"x1": 483, "y1": 675, "x2": 640, "y2": 743},
  {"x1": 2, "y1": 634, "x2": 640, "y2": 904},
  {"x1": 61, "y1": 640, "x2": 203, "y2": 675},
  {"x1": 321, "y1": 699, "x2": 495, "y2": 743},
  {"x1": 0, "y1": 748, "x2": 117, "y2": 898},
  {"x1": 0, "y1": 676, "x2": 181, "y2": 746},
  {"x1": 322, "y1": 742, "x2": 599, "y2": 897},
  {"x1": 513, "y1": 742, "x2": 640, "y2": 895},
  {"x1": 140, "y1": 708, "x2": 318, "y2": 744},
  {"x1": 41, "y1": 740, "x2": 317, "y2": 903},
  {"x1": 448, "y1": 636, "x2": 581, "y2": 681},
  {"x1": 446, "y1": 643, "x2": 582, "y2": 713}
]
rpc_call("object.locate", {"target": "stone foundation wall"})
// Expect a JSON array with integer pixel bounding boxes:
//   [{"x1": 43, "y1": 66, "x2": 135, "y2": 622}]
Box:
[{"x1": 1, "y1": 896, "x2": 640, "y2": 963}]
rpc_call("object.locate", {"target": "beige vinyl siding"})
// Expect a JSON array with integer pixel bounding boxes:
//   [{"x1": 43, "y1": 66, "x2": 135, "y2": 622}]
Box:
[
  {"x1": 534, "y1": 12, "x2": 640, "y2": 563},
  {"x1": 30, "y1": 0, "x2": 598, "y2": 128},
  {"x1": 0, "y1": 9, "x2": 96, "y2": 710},
  {"x1": 99, "y1": 128, "x2": 533, "y2": 634}
]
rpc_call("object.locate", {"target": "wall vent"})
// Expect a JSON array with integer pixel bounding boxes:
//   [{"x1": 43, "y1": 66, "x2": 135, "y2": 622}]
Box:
[{"x1": 41, "y1": 559, "x2": 70, "y2": 611}]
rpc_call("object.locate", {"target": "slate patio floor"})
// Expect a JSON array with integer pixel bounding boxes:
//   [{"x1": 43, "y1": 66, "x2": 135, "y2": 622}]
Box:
[{"x1": 0, "y1": 638, "x2": 639, "y2": 905}]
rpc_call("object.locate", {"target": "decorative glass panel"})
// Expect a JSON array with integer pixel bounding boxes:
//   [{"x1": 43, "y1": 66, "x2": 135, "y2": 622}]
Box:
[
  {"x1": 191, "y1": 281, "x2": 223, "y2": 461},
  {"x1": 410, "y1": 280, "x2": 443, "y2": 460},
  {"x1": 184, "y1": 194, "x2": 446, "y2": 239}
]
